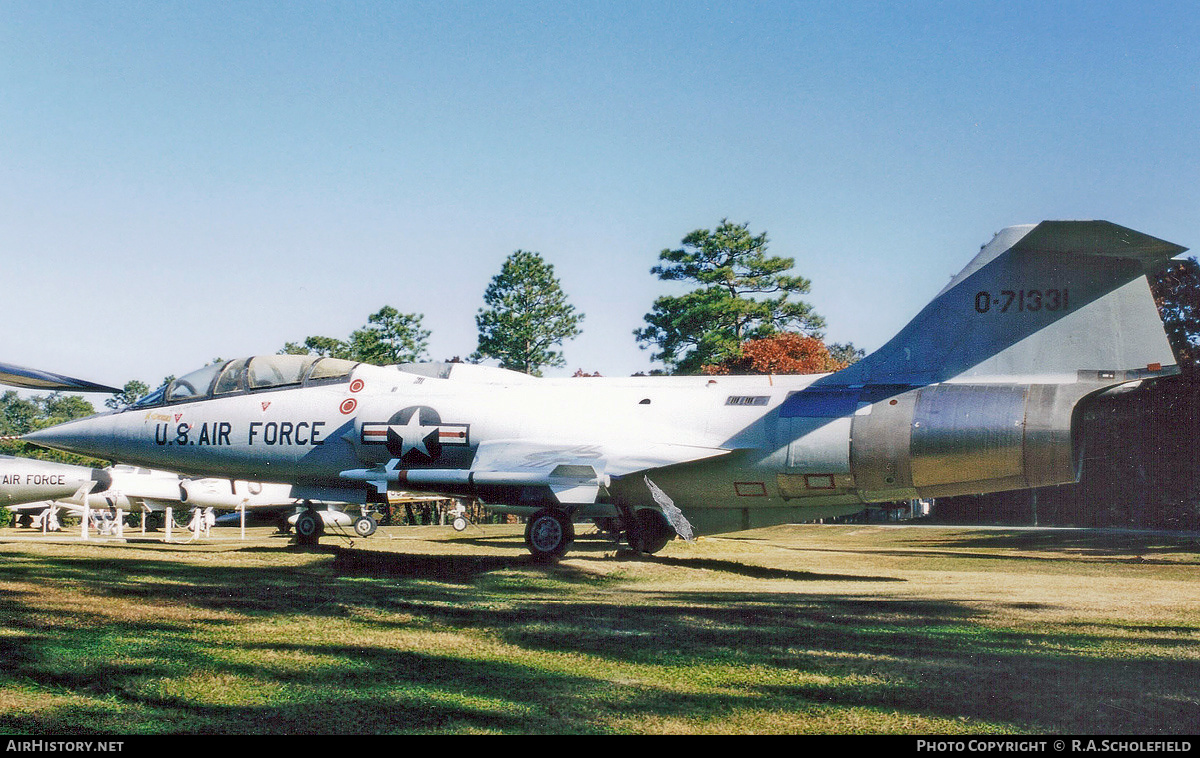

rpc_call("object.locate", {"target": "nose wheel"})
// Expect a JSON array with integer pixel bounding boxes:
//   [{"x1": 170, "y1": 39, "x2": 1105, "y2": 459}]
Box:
[
  {"x1": 353, "y1": 514, "x2": 378, "y2": 537},
  {"x1": 294, "y1": 508, "x2": 324, "y2": 546}
]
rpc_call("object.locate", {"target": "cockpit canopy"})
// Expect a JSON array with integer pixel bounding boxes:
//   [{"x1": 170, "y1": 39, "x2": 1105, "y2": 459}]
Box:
[{"x1": 131, "y1": 355, "x2": 359, "y2": 409}]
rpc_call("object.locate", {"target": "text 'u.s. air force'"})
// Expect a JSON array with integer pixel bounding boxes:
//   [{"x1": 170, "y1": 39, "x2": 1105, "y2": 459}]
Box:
[{"x1": 153, "y1": 421, "x2": 326, "y2": 447}]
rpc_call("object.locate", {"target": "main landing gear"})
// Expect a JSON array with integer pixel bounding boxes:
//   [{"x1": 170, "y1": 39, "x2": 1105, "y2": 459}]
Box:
[
  {"x1": 523, "y1": 505, "x2": 677, "y2": 561},
  {"x1": 622, "y1": 507, "x2": 675, "y2": 555},
  {"x1": 293, "y1": 503, "x2": 379, "y2": 545},
  {"x1": 524, "y1": 508, "x2": 575, "y2": 561}
]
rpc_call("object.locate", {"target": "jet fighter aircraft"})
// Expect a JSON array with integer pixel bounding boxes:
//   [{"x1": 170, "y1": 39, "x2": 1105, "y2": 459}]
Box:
[
  {"x1": 0, "y1": 455, "x2": 372, "y2": 535},
  {"x1": 22, "y1": 221, "x2": 1188, "y2": 559}
]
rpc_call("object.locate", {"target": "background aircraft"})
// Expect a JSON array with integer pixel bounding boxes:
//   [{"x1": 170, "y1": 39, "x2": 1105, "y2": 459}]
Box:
[
  {"x1": 21, "y1": 220, "x2": 1188, "y2": 559},
  {"x1": 0, "y1": 455, "x2": 376, "y2": 536}
]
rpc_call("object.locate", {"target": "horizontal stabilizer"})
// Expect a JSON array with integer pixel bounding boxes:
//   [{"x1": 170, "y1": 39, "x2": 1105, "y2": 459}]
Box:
[{"x1": 1010, "y1": 220, "x2": 1186, "y2": 259}]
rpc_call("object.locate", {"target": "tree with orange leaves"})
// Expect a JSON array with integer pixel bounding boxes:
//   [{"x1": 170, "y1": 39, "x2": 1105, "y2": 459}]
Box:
[{"x1": 702, "y1": 333, "x2": 859, "y2": 375}]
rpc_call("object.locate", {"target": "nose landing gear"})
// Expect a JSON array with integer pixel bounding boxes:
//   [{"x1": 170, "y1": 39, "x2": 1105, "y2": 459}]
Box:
[{"x1": 353, "y1": 514, "x2": 378, "y2": 537}]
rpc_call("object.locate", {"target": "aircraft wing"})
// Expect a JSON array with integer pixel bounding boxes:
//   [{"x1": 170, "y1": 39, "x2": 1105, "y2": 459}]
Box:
[
  {"x1": 134, "y1": 496, "x2": 274, "y2": 513},
  {"x1": 125, "y1": 491, "x2": 296, "y2": 513},
  {"x1": 470, "y1": 439, "x2": 729, "y2": 476},
  {"x1": 342, "y1": 439, "x2": 731, "y2": 504},
  {"x1": 0, "y1": 361, "x2": 121, "y2": 393},
  {"x1": 5, "y1": 500, "x2": 57, "y2": 514},
  {"x1": 469, "y1": 439, "x2": 732, "y2": 503},
  {"x1": 124, "y1": 497, "x2": 171, "y2": 513},
  {"x1": 6, "y1": 500, "x2": 88, "y2": 517}
]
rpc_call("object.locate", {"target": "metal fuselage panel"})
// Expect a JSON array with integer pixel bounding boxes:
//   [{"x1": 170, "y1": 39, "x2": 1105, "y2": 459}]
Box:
[{"x1": 911, "y1": 384, "x2": 1029, "y2": 490}]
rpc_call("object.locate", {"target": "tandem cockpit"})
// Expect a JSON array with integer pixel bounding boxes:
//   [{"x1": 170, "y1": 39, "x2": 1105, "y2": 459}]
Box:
[{"x1": 129, "y1": 355, "x2": 362, "y2": 409}]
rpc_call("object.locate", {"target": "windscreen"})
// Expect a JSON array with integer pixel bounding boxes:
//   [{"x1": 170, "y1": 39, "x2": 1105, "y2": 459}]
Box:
[{"x1": 165, "y1": 362, "x2": 226, "y2": 403}]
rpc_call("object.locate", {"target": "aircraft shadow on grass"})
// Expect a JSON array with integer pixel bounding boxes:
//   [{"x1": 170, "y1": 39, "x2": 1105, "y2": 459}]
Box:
[
  {"x1": 326, "y1": 544, "x2": 902, "y2": 584},
  {"x1": 1, "y1": 549, "x2": 1198, "y2": 734}
]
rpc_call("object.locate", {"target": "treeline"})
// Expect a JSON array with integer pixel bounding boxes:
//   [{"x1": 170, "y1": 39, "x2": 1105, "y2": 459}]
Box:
[
  {"x1": 277, "y1": 220, "x2": 856, "y2": 378},
  {"x1": 279, "y1": 250, "x2": 584, "y2": 377},
  {"x1": 934, "y1": 258, "x2": 1200, "y2": 530}
]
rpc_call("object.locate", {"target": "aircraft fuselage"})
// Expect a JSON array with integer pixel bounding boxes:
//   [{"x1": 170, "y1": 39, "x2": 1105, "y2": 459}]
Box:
[{"x1": 23, "y1": 361, "x2": 1129, "y2": 535}]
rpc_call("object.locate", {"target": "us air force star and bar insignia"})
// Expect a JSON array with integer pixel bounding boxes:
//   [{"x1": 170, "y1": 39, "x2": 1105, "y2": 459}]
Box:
[{"x1": 361, "y1": 406, "x2": 469, "y2": 464}]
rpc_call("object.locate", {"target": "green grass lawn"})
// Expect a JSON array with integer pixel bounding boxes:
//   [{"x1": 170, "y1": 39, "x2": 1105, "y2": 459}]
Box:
[{"x1": 1, "y1": 523, "x2": 1197, "y2": 734}]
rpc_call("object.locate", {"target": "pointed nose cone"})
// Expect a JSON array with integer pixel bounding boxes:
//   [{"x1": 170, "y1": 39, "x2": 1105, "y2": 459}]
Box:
[{"x1": 24, "y1": 414, "x2": 118, "y2": 461}]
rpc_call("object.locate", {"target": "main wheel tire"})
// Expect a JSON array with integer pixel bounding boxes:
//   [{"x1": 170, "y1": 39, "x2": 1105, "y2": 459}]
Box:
[
  {"x1": 452, "y1": 515, "x2": 468, "y2": 532},
  {"x1": 295, "y1": 511, "x2": 324, "y2": 545},
  {"x1": 353, "y1": 515, "x2": 378, "y2": 537},
  {"x1": 524, "y1": 509, "x2": 574, "y2": 561},
  {"x1": 628, "y1": 509, "x2": 674, "y2": 555}
]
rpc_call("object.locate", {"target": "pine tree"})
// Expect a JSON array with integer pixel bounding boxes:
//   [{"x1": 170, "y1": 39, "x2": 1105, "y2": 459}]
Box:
[
  {"x1": 635, "y1": 219, "x2": 825, "y2": 374},
  {"x1": 473, "y1": 251, "x2": 583, "y2": 376}
]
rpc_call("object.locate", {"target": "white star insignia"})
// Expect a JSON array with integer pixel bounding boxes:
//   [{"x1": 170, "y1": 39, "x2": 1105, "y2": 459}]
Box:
[{"x1": 397, "y1": 413, "x2": 437, "y2": 458}]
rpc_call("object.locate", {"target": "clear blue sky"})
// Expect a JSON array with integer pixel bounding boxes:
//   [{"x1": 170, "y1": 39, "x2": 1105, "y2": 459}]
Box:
[{"x1": 2, "y1": 1, "x2": 1198, "y2": 389}]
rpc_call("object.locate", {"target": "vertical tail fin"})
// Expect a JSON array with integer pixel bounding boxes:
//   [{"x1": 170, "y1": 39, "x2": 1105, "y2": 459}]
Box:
[{"x1": 835, "y1": 221, "x2": 1187, "y2": 385}]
